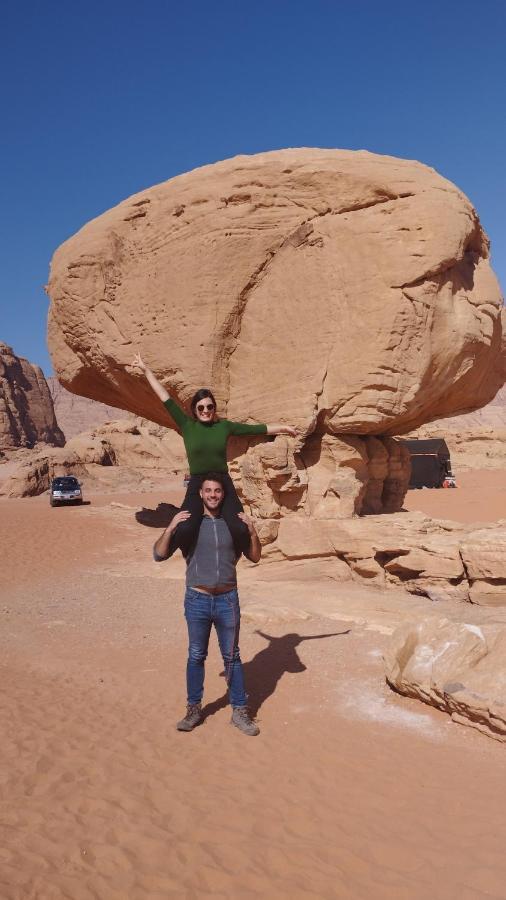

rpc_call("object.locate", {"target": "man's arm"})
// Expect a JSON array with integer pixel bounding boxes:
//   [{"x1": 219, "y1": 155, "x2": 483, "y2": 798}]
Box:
[
  {"x1": 153, "y1": 510, "x2": 191, "y2": 561},
  {"x1": 237, "y1": 512, "x2": 262, "y2": 563}
]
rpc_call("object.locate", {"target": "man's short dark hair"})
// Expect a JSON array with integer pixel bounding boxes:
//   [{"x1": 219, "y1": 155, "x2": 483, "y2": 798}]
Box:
[{"x1": 199, "y1": 472, "x2": 227, "y2": 492}]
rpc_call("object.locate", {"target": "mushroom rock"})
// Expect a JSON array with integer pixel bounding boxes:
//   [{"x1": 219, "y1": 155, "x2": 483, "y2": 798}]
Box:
[
  {"x1": 46, "y1": 148, "x2": 505, "y2": 522},
  {"x1": 0, "y1": 343, "x2": 64, "y2": 450}
]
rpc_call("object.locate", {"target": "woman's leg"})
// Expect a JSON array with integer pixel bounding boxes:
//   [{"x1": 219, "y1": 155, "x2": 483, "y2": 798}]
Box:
[
  {"x1": 168, "y1": 475, "x2": 204, "y2": 557},
  {"x1": 221, "y1": 473, "x2": 251, "y2": 557}
]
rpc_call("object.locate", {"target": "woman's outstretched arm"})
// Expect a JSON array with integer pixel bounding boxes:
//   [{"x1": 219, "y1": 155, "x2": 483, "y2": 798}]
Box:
[
  {"x1": 266, "y1": 424, "x2": 297, "y2": 437},
  {"x1": 132, "y1": 354, "x2": 169, "y2": 403}
]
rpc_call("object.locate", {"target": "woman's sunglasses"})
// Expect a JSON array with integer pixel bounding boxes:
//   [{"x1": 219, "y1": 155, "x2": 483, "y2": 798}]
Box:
[{"x1": 197, "y1": 403, "x2": 215, "y2": 413}]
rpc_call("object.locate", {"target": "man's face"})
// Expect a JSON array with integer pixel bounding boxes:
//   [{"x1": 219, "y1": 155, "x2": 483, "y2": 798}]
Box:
[{"x1": 200, "y1": 480, "x2": 224, "y2": 513}]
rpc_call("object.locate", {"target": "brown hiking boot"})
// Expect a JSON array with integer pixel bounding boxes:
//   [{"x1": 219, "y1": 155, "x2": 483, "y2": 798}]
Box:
[
  {"x1": 231, "y1": 706, "x2": 260, "y2": 736},
  {"x1": 176, "y1": 703, "x2": 203, "y2": 732}
]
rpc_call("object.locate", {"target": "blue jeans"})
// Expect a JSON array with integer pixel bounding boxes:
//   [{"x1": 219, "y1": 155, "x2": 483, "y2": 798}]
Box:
[{"x1": 184, "y1": 587, "x2": 247, "y2": 707}]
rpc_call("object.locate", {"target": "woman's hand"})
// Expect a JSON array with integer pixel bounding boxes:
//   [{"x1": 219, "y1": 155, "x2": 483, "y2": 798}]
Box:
[
  {"x1": 132, "y1": 354, "x2": 169, "y2": 402},
  {"x1": 168, "y1": 510, "x2": 191, "y2": 533},
  {"x1": 237, "y1": 511, "x2": 255, "y2": 534},
  {"x1": 266, "y1": 424, "x2": 297, "y2": 437},
  {"x1": 132, "y1": 353, "x2": 147, "y2": 373}
]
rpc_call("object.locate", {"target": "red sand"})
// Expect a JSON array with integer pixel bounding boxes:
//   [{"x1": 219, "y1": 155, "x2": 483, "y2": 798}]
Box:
[
  {"x1": 403, "y1": 468, "x2": 506, "y2": 524},
  {"x1": 1, "y1": 475, "x2": 506, "y2": 898}
]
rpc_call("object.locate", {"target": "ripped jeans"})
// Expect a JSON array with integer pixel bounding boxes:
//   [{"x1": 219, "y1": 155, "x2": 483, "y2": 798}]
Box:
[{"x1": 184, "y1": 587, "x2": 247, "y2": 707}]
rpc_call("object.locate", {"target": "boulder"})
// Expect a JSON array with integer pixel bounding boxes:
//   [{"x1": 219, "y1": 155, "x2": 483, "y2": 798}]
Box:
[
  {"x1": 66, "y1": 419, "x2": 186, "y2": 471},
  {"x1": 47, "y1": 148, "x2": 504, "y2": 439},
  {"x1": 0, "y1": 343, "x2": 64, "y2": 450},
  {"x1": 384, "y1": 617, "x2": 506, "y2": 742}
]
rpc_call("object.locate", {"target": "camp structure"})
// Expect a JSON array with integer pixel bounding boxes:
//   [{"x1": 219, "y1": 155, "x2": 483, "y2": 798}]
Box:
[{"x1": 402, "y1": 438, "x2": 453, "y2": 489}]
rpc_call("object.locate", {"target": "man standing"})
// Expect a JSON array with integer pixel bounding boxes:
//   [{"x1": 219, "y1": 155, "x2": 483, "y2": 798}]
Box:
[{"x1": 154, "y1": 473, "x2": 262, "y2": 736}]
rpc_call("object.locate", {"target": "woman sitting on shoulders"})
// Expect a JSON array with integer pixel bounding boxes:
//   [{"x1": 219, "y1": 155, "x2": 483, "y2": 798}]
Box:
[{"x1": 133, "y1": 354, "x2": 296, "y2": 557}]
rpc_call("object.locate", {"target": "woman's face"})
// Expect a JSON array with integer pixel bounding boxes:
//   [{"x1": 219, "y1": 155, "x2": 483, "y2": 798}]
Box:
[{"x1": 195, "y1": 396, "x2": 216, "y2": 424}]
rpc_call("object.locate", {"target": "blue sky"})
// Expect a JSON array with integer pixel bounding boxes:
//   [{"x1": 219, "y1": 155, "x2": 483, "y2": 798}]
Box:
[{"x1": 1, "y1": 0, "x2": 505, "y2": 374}]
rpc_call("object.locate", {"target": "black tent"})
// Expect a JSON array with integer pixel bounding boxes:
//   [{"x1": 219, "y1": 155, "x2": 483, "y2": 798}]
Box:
[{"x1": 402, "y1": 438, "x2": 452, "y2": 489}]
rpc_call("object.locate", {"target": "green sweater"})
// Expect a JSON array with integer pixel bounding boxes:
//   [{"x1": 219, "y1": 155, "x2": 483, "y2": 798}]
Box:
[{"x1": 163, "y1": 398, "x2": 267, "y2": 475}]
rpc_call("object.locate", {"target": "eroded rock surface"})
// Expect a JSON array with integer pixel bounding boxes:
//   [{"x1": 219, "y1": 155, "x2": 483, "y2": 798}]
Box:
[
  {"x1": 385, "y1": 618, "x2": 506, "y2": 742},
  {"x1": 48, "y1": 376, "x2": 134, "y2": 440},
  {"x1": 47, "y1": 148, "x2": 504, "y2": 437},
  {"x1": 230, "y1": 431, "x2": 411, "y2": 520},
  {"x1": 0, "y1": 344, "x2": 64, "y2": 450},
  {"x1": 0, "y1": 420, "x2": 185, "y2": 498},
  {"x1": 259, "y1": 510, "x2": 506, "y2": 607}
]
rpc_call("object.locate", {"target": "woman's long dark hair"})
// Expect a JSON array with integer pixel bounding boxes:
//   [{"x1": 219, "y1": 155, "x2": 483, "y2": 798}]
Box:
[{"x1": 190, "y1": 388, "x2": 218, "y2": 419}]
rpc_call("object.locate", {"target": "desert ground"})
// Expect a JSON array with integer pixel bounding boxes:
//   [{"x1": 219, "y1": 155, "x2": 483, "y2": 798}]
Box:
[{"x1": 2, "y1": 471, "x2": 506, "y2": 899}]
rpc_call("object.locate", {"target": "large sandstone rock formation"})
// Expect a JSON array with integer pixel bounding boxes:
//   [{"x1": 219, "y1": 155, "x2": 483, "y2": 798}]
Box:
[
  {"x1": 46, "y1": 148, "x2": 505, "y2": 520},
  {"x1": 0, "y1": 343, "x2": 64, "y2": 450},
  {"x1": 47, "y1": 148, "x2": 504, "y2": 431},
  {"x1": 48, "y1": 376, "x2": 134, "y2": 440},
  {"x1": 385, "y1": 618, "x2": 506, "y2": 742}
]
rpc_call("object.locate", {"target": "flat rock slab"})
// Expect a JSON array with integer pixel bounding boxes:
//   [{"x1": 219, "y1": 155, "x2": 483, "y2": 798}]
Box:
[{"x1": 385, "y1": 617, "x2": 506, "y2": 742}]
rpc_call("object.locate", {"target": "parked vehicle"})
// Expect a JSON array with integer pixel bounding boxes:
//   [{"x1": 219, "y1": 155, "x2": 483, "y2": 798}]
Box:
[
  {"x1": 402, "y1": 438, "x2": 453, "y2": 489},
  {"x1": 49, "y1": 476, "x2": 83, "y2": 506}
]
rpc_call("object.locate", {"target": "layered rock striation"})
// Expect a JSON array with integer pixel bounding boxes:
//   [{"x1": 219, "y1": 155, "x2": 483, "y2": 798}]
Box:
[{"x1": 0, "y1": 343, "x2": 64, "y2": 450}]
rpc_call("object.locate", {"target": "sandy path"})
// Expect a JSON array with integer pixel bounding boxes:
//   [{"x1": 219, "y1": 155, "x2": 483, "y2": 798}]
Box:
[
  {"x1": 404, "y1": 468, "x2": 506, "y2": 524},
  {"x1": 2, "y1": 494, "x2": 506, "y2": 898}
]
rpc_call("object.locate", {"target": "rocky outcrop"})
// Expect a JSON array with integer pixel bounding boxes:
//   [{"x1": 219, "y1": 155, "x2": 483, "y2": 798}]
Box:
[
  {"x1": 66, "y1": 419, "x2": 186, "y2": 471},
  {"x1": 385, "y1": 618, "x2": 506, "y2": 742},
  {"x1": 0, "y1": 447, "x2": 88, "y2": 497},
  {"x1": 258, "y1": 510, "x2": 506, "y2": 606},
  {"x1": 0, "y1": 419, "x2": 185, "y2": 498},
  {"x1": 0, "y1": 343, "x2": 64, "y2": 450},
  {"x1": 230, "y1": 432, "x2": 411, "y2": 520},
  {"x1": 47, "y1": 148, "x2": 504, "y2": 438},
  {"x1": 48, "y1": 376, "x2": 134, "y2": 440}
]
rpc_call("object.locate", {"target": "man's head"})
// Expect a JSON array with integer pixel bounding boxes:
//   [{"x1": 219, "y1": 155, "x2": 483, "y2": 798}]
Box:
[{"x1": 199, "y1": 473, "x2": 226, "y2": 515}]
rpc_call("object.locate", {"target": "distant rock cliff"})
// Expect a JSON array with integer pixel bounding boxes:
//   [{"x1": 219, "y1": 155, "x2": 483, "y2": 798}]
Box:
[
  {"x1": 0, "y1": 343, "x2": 64, "y2": 450},
  {"x1": 48, "y1": 376, "x2": 133, "y2": 441}
]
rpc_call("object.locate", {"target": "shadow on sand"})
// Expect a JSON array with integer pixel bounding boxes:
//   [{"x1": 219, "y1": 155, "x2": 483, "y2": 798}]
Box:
[
  {"x1": 135, "y1": 502, "x2": 180, "y2": 528},
  {"x1": 202, "y1": 629, "x2": 351, "y2": 721}
]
